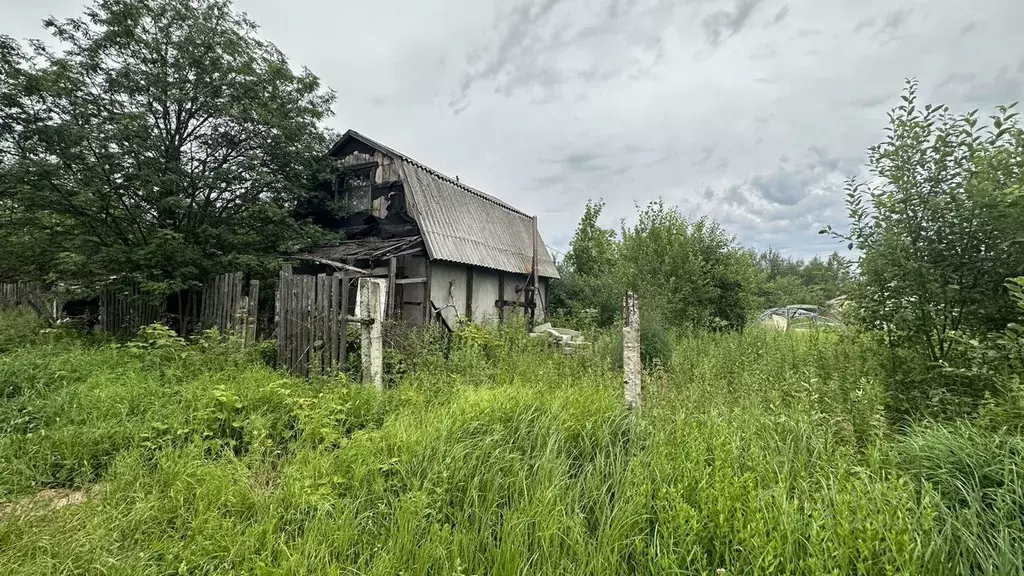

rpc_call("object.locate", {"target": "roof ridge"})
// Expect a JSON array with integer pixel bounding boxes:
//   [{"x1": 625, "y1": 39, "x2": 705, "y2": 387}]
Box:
[{"x1": 336, "y1": 130, "x2": 532, "y2": 219}]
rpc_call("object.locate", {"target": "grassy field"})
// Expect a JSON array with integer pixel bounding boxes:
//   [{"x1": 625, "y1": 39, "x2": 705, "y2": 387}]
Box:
[{"x1": 0, "y1": 310, "x2": 1022, "y2": 575}]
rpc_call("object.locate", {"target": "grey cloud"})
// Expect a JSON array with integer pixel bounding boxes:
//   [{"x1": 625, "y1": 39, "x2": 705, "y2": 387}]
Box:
[
  {"x1": 852, "y1": 16, "x2": 875, "y2": 33},
  {"x1": 696, "y1": 145, "x2": 715, "y2": 166},
  {"x1": 454, "y1": 0, "x2": 672, "y2": 106},
  {"x1": 880, "y1": 10, "x2": 909, "y2": 34},
  {"x1": 807, "y1": 146, "x2": 857, "y2": 175},
  {"x1": 771, "y1": 5, "x2": 789, "y2": 25},
  {"x1": 562, "y1": 152, "x2": 607, "y2": 173},
  {"x1": 747, "y1": 172, "x2": 806, "y2": 206},
  {"x1": 702, "y1": 171, "x2": 850, "y2": 255},
  {"x1": 702, "y1": 0, "x2": 764, "y2": 45},
  {"x1": 851, "y1": 93, "x2": 892, "y2": 108},
  {"x1": 10, "y1": 0, "x2": 1015, "y2": 262},
  {"x1": 533, "y1": 173, "x2": 567, "y2": 188},
  {"x1": 713, "y1": 149, "x2": 860, "y2": 221},
  {"x1": 939, "y1": 71, "x2": 977, "y2": 89},
  {"x1": 962, "y1": 68, "x2": 1024, "y2": 105},
  {"x1": 852, "y1": 8, "x2": 911, "y2": 40}
]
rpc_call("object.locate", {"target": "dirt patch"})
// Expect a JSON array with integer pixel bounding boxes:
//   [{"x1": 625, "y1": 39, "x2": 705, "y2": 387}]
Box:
[{"x1": 0, "y1": 486, "x2": 98, "y2": 518}]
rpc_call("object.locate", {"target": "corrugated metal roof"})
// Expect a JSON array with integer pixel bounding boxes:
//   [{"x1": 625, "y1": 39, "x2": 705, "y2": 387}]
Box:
[{"x1": 330, "y1": 130, "x2": 560, "y2": 278}]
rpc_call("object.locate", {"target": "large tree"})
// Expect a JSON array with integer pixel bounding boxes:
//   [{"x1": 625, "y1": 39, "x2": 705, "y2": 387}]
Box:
[{"x1": 0, "y1": 0, "x2": 337, "y2": 291}]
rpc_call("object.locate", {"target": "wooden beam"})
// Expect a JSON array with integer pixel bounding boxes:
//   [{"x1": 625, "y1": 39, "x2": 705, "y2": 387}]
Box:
[
  {"x1": 466, "y1": 266, "x2": 474, "y2": 322},
  {"x1": 423, "y1": 258, "x2": 432, "y2": 325},
  {"x1": 497, "y1": 273, "x2": 505, "y2": 323},
  {"x1": 394, "y1": 277, "x2": 427, "y2": 285},
  {"x1": 293, "y1": 255, "x2": 370, "y2": 276},
  {"x1": 387, "y1": 257, "x2": 397, "y2": 318},
  {"x1": 530, "y1": 215, "x2": 539, "y2": 327}
]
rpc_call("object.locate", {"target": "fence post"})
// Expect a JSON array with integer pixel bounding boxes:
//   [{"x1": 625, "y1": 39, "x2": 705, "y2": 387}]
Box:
[
  {"x1": 358, "y1": 277, "x2": 386, "y2": 390},
  {"x1": 623, "y1": 291, "x2": 641, "y2": 410}
]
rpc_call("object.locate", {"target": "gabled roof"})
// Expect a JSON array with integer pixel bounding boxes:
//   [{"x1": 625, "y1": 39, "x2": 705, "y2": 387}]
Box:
[{"x1": 329, "y1": 130, "x2": 559, "y2": 278}]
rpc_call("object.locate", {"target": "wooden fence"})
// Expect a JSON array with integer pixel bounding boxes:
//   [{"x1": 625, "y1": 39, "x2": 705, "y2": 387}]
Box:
[
  {"x1": 1, "y1": 282, "x2": 40, "y2": 310},
  {"x1": 200, "y1": 272, "x2": 260, "y2": 344},
  {"x1": 97, "y1": 286, "x2": 165, "y2": 336},
  {"x1": 5, "y1": 270, "x2": 385, "y2": 384},
  {"x1": 276, "y1": 272, "x2": 349, "y2": 378},
  {"x1": 1, "y1": 281, "x2": 60, "y2": 322},
  {"x1": 275, "y1": 272, "x2": 386, "y2": 386}
]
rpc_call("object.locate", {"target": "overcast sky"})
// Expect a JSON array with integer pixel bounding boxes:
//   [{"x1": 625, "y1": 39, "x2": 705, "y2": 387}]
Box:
[{"x1": 6, "y1": 0, "x2": 1024, "y2": 260}]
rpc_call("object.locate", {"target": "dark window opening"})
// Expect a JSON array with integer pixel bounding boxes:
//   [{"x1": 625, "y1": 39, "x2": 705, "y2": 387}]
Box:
[{"x1": 335, "y1": 168, "x2": 374, "y2": 216}]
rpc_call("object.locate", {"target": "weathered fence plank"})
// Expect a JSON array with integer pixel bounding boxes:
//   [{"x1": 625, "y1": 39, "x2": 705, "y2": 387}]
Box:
[
  {"x1": 340, "y1": 274, "x2": 350, "y2": 369},
  {"x1": 245, "y1": 280, "x2": 259, "y2": 345}
]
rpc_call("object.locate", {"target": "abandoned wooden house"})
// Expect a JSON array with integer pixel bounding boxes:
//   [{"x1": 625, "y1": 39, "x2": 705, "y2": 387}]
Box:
[{"x1": 291, "y1": 130, "x2": 560, "y2": 329}]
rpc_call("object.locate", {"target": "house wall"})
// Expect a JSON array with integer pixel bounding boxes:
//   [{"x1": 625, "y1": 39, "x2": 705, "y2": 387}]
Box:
[
  {"x1": 398, "y1": 254, "x2": 428, "y2": 325},
  {"x1": 335, "y1": 143, "x2": 402, "y2": 184},
  {"x1": 539, "y1": 278, "x2": 549, "y2": 323},
  {"x1": 397, "y1": 259, "x2": 552, "y2": 326},
  {"x1": 335, "y1": 142, "x2": 404, "y2": 219},
  {"x1": 471, "y1": 267, "x2": 501, "y2": 324},
  {"x1": 428, "y1": 261, "x2": 467, "y2": 328}
]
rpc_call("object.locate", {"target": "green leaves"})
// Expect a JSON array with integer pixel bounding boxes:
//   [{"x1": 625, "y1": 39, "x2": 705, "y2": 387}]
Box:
[
  {"x1": 832, "y1": 78, "x2": 1024, "y2": 371},
  {"x1": 551, "y1": 199, "x2": 760, "y2": 331},
  {"x1": 0, "y1": 0, "x2": 336, "y2": 287}
]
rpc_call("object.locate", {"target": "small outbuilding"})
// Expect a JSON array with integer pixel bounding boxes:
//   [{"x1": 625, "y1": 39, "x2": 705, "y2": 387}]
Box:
[{"x1": 293, "y1": 130, "x2": 559, "y2": 329}]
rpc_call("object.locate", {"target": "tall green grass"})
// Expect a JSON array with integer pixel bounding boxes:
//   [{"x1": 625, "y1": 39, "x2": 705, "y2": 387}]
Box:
[{"x1": 0, "y1": 313, "x2": 1021, "y2": 574}]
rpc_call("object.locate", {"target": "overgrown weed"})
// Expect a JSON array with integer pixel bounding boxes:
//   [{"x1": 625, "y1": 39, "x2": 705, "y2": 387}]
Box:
[{"x1": 0, "y1": 311, "x2": 1021, "y2": 574}]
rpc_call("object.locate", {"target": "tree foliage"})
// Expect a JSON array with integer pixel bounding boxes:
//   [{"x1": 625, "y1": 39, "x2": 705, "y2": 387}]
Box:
[
  {"x1": 551, "y1": 199, "x2": 761, "y2": 333},
  {"x1": 752, "y1": 249, "x2": 852, "y2": 308},
  {"x1": 826, "y1": 80, "x2": 1024, "y2": 364},
  {"x1": 0, "y1": 0, "x2": 337, "y2": 291}
]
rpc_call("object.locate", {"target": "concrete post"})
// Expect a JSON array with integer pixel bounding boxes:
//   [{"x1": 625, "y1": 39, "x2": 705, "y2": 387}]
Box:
[
  {"x1": 358, "y1": 278, "x2": 386, "y2": 390},
  {"x1": 623, "y1": 291, "x2": 641, "y2": 409}
]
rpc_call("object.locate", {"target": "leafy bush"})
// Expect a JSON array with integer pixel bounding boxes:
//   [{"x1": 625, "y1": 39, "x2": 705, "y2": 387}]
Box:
[{"x1": 825, "y1": 81, "x2": 1024, "y2": 374}]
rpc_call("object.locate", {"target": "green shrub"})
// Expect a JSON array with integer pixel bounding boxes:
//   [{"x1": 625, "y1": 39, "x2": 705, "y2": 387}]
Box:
[{"x1": 0, "y1": 309, "x2": 56, "y2": 353}]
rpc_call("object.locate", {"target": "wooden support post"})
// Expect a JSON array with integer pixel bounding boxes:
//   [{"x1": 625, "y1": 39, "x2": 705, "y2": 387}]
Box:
[
  {"x1": 623, "y1": 291, "x2": 641, "y2": 410},
  {"x1": 387, "y1": 257, "x2": 397, "y2": 318},
  {"x1": 466, "y1": 265, "x2": 474, "y2": 323},
  {"x1": 422, "y1": 259, "x2": 432, "y2": 325},
  {"x1": 234, "y1": 272, "x2": 244, "y2": 335},
  {"x1": 497, "y1": 274, "x2": 505, "y2": 324},
  {"x1": 232, "y1": 272, "x2": 245, "y2": 337},
  {"x1": 530, "y1": 215, "x2": 539, "y2": 327},
  {"x1": 358, "y1": 277, "x2": 386, "y2": 390}
]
